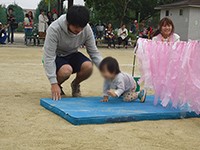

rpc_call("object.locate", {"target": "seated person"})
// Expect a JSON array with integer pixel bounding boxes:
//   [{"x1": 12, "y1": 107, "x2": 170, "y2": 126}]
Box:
[
  {"x1": 0, "y1": 22, "x2": 7, "y2": 44},
  {"x1": 105, "y1": 23, "x2": 115, "y2": 48},
  {"x1": 99, "y1": 57, "x2": 147, "y2": 102},
  {"x1": 152, "y1": 17, "x2": 180, "y2": 42},
  {"x1": 117, "y1": 24, "x2": 128, "y2": 48}
]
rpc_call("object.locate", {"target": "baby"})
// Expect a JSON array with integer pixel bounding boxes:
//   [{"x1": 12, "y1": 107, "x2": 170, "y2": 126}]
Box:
[{"x1": 99, "y1": 57, "x2": 147, "y2": 102}]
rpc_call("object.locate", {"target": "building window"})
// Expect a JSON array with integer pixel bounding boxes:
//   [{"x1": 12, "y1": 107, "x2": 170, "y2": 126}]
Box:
[
  {"x1": 180, "y1": 9, "x2": 183, "y2": 16},
  {"x1": 166, "y1": 10, "x2": 169, "y2": 16}
]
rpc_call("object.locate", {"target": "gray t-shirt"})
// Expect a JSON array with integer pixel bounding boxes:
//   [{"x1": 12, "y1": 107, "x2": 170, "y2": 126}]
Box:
[{"x1": 103, "y1": 72, "x2": 136, "y2": 97}]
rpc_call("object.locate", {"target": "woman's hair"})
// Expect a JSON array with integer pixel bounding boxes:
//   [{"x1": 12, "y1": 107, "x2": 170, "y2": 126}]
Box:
[
  {"x1": 28, "y1": 11, "x2": 33, "y2": 19},
  {"x1": 107, "y1": 23, "x2": 112, "y2": 30},
  {"x1": 40, "y1": 9, "x2": 44, "y2": 13},
  {"x1": 121, "y1": 23, "x2": 126, "y2": 27},
  {"x1": 99, "y1": 57, "x2": 121, "y2": 74},
  {"x1": 47, "y1": 11, "x2": 51, "y2": 15},
  {"x1": 153, "y1": 17, "x2": 175, "y2": 37}
]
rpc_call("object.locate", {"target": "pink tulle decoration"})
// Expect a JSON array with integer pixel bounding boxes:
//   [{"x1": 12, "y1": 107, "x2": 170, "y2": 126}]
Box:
[{"x1": 136, "y1": 38, "x2": 200, "y2": 114}]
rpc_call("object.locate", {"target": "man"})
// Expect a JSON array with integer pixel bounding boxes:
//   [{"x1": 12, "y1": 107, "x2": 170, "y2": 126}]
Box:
[
  {"x1": 7, "y1": 8, "x2": 15, "y2": 43},
  {"x1": 0, "y1": 22, "x2": 7, "y2": 44},
  {"x1": 43, "y1": 6, "x2": 102, "y2": 100}
]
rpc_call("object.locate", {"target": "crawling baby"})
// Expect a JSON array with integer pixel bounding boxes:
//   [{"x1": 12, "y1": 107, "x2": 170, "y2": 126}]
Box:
[{"x1": 99, "y1": 57, "x2": 147, "y2": 102}]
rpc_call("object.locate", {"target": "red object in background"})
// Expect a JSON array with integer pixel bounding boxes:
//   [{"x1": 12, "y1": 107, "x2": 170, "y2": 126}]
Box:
[{"x1": 52, "y1": 8, "x2": 58, "y2": 14}]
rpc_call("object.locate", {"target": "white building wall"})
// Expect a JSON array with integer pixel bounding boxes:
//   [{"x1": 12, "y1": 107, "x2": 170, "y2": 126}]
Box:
[
  {"x1": 160, "y1": 8, "x2": 189, "y2": 41},
  {"x1": 188, "y1": 7, "x2": 200, "y2": 40}
]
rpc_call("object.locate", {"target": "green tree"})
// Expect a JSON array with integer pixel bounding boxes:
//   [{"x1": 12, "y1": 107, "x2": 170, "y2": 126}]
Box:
[
  {"x1": 7, "y1": 4, "x2": 24, "y2": 23},
  {"x1": 0, "y1": 5, "x2": 7, "y2": 24},
  {"x1": 85, "y1": 0, "x2": 179, "y2": 27}
]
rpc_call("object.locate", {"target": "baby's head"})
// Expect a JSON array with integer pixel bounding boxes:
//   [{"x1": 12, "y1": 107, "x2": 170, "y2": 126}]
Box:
[{"x1": 99, "y1": 57, "x2": 121, "y2": 80}]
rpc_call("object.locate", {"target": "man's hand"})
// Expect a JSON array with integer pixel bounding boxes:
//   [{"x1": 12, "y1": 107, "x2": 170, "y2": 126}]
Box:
[
  {"x1": 107, "y1": 90, "x2": 117, "y2": 97},
  {"x1": 101, "y1": 96, "x2": 109, "y2": 102},
  {"x1": 51, "y1": 83, "x2": 61, "y2": 101}
]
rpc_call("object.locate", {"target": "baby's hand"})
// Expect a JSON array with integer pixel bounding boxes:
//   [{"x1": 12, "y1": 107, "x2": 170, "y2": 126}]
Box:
[
  {"x1": 101, "y1": 96, "x2": 109, "y2": 102},
  {"x1": 107, "y1": 90, "x2": 117, "y2": 97}
]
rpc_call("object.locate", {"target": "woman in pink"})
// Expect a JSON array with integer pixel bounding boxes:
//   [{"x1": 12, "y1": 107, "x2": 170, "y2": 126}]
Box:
[{"x1": 152, "y1": 17, "x2": 180, "y2": 42}]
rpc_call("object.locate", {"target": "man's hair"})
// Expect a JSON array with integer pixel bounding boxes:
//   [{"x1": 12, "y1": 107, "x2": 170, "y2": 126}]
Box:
[
  {"x1": 67, "y1": 5, "x2": 90, "y2": 28},
  {"x1": 8, "y1": 7, "x2": 14, "y2": 11},
  {"x1": 99, "y1": 57, "x2": 121, "y2": 74}
]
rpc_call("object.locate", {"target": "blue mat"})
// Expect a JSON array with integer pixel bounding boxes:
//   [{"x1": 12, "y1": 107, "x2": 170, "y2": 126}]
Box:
[{"x1": 40, "y1": 96, "x2": 200, "y2": 125}]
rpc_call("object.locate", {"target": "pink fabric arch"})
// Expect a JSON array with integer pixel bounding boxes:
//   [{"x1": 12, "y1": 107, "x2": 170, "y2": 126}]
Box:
[{"x1": 136, "y1": 38, "x2": 200, "y2": 114}]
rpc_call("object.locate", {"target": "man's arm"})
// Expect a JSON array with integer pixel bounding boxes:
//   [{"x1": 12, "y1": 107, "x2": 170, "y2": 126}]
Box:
[
  {"x1": 85, "y1": 25, "x2": 102, "y2": 67},
  {"x1": 43, "y1": 27, "x2": 58, "y2": 84},
  {"x1": 43, "y1": 26, "x2": 61, "y2": 100}
]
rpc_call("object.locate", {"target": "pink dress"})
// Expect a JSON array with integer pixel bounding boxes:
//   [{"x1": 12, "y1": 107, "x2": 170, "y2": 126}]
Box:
[{"x1": 136, "y1": 38, "x2": 200, "y2": 114}]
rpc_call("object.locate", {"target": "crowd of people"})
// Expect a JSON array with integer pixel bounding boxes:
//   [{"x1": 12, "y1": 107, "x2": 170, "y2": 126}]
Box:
[
  {"x1": 24, "y1": 9, "x2": 58, "y2": 44},
  {"x1": 0, "y1": 8, "x2": 58, "y2": 45},
  {"x1": 0, "y1": 7, "x2": 174, "y2": 49},
  {"x1": 0, "y1": 7, "x2": 18, "y2": 44},
  {"x1": 90, "y1": 20, "x2": 154, "y2": 49}
]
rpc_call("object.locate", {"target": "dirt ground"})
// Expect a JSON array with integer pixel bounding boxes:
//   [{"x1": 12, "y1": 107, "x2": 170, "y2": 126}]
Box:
[{"x1": 0, "y1": 47, "x2": 200, "y2": 150}]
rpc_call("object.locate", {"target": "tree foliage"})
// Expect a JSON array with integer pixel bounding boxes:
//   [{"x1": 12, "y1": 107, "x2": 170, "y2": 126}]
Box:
[
  {"x1": 0, "y1": 5, "x2": 7, "y2": 24},
  {"x1": 85, "y1": 0, "x2": 179, "y2": 27}
]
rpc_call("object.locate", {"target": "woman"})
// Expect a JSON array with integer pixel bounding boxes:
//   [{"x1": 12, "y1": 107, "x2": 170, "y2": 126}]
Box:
[
  {"x1": 47, "y1": 11, "x2": 54, "y2": 26},
  {"x1": 24, "y1": 13, "x2": 33, "y2": 44},
  {"x1": 152, "y1": 17, "x2": 180, "y2": 42},
  {"x1": 38, "y1": 9, "x2": 49, "y2": 39},
  {"x1": 118, "y1": 24, "x2": 128, "y2": 48},
  {"x1": 28, "y1": 11, "x2": 34, "y2": 30},
  {"x1": 105, "y1": 23, "x2": 115, "y2": 48}
]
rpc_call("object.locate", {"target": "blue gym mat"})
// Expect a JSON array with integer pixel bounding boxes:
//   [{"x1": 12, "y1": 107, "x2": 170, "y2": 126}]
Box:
[{"x1": 40, "y1": 96, "x2": 200, "y2": 125}]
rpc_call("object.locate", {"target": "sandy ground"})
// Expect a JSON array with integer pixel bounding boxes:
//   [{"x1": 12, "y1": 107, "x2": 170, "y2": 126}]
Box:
[{"x1": 0, "y1": 47, "x2": 200, "y2": 150}]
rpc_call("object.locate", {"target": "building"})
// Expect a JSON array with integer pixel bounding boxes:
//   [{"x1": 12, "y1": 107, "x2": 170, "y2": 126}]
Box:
[{"x1": 155, "y1": 0, "x2": 200, "y2": 41}]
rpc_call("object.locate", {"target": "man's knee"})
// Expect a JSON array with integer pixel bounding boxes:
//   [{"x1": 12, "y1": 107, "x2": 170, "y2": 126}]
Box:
[
  {"x1": 57, "y1": 65, "x2": 73, "y2": 78},
  {"x1": 81, "y1": 61, "x2": 93, "y2": 72}
]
